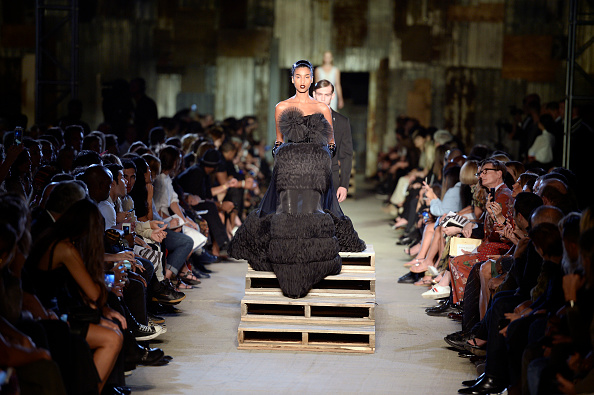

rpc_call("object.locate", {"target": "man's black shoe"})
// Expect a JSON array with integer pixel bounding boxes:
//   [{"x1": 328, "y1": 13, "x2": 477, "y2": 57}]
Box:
[
  {"x1": 426, "y1": 300, "x2": 459, "y2": 316},
  {"x1": 461, "y1": 373, "x2": 485, "y2": 387},
  {"x1": 125, "y1": 346, "x2": 165, "y2": 369},
  {"x1": 444, "y1": 336, "x2": 471, "y2": 351},
  {"x1": 446, "y1": 331, "x2": 468, "y2": 343},
  {"x1": 197, "y1": 251, "x2": 217, "y2": 264},
  {"x1": 396, "y1": 237, "x2": 412, "y2": 246},
  {"x1": 458, "y1": 374, "x2": 506, "y2": 394},
  {"x1": 137, "y1": 347, "x2": 165, "y2": 366},
  {"x1": 397, "y1": 272, "x2": 421, "y2": 284},
  {"x1": 192, "y1": 269, "x2": 211, "y2": 279}
]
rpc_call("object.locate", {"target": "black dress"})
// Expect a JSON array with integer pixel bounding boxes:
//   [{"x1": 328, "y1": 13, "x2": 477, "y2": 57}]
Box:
[{"x1": 229, "y1": 108, "x2": 365, "y2": 298}]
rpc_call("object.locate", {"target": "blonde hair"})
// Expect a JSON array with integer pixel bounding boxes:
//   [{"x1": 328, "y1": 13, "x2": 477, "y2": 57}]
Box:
[
  {"x1": 181, "y1": 134, "x2": 200, "y2": 155},
  {"x1": 460, "y1": 160, "x2": 479, "y2": 185}
]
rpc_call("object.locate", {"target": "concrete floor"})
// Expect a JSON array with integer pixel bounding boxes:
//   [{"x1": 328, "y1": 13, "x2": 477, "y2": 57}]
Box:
[{"x1": 127, "y1": 190, "x2": 477, "y2": 394}]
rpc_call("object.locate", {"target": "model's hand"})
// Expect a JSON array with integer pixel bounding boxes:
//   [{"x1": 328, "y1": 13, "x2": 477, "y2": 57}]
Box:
[{"x1": 336, "y1": 187, "x2": 347, "y2": 203}]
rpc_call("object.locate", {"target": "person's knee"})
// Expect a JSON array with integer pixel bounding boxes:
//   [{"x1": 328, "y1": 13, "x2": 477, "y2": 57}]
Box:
[{"x1": 479, "y1": 261, "x2": 491, "y2": 278}]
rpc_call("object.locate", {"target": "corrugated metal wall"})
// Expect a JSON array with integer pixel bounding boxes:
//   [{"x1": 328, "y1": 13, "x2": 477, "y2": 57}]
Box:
[{"x1": 215, "y1": 57, "x2": 256, "y2": 120}]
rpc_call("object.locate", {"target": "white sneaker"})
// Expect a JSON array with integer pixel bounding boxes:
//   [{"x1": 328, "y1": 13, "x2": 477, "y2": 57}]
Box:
[{"x1": 422, "y1": 285, "x2": 451, "y2": 299}]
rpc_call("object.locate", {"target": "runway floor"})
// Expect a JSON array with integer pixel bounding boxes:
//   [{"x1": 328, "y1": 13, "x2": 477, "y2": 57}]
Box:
[{"x1": 127, "y1": 187, "x2": 476, "y2": 394}]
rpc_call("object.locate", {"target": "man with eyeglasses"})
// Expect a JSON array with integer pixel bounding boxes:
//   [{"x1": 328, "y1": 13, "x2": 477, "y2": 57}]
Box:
[{"x1": 443, "y1": 159, "x2": 515, "y2": 314}]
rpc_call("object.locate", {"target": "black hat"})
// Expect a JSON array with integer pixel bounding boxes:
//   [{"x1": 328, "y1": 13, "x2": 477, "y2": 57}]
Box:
[{"x1": 200, "y1": 149, "x2": 222, "y2": 167}]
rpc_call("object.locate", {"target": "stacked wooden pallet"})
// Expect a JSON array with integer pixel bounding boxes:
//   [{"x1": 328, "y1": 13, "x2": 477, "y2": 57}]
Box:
[{"x1": 237, "y1": 245, "x2": 376, "y2": 353}]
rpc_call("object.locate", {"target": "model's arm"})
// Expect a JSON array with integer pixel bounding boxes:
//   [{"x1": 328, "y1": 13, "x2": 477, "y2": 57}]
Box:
[
  {"x1": 274, "y1": 102, "x2": 286, "y2": 143},
  {"x1": 335, "y1": 68, "x2": 344, "y2": 109}
]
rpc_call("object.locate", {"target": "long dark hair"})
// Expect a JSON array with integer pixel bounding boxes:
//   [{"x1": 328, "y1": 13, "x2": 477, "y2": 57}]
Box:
[
  {"x1": 28, "y1": 199, "x2": 107, "y2": 306},
  {"x1": 129, "y1": 156, "x2": 149, "y2": 218}
]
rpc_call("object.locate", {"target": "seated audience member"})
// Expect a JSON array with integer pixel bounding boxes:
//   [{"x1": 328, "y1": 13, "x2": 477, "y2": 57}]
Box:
[
  {"x1": 176, "y1": 149, "x2": 237, "y2": 257},
  {"x1": 447, "y1": 159, "x2": 515, "y2": 305},
  {"x1": 153, "y1": 146, "x2": 203, "y2": 287},
  {"x1": 31, "y1": 180, "x2": 87, "y2": 241},
  {"x1": 26, "y1": 199, "x2": 125, "y2": 393}
]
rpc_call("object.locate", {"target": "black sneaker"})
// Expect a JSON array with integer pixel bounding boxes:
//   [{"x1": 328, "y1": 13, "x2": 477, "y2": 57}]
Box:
[
  {"x1": 133, "y1": 323, "x2": 160, "y2": 341},
  {"x1": 151, "y1": 280, "x2": 186, "y2": 304}
]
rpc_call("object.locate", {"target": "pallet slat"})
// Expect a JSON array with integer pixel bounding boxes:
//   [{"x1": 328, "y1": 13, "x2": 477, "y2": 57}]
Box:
[
  {"x1": 237, "y1": 322, "x2": 375, "y2": 353},
  {"x1": 241, "y1": 295, "x2": 375, "y2": 324}
]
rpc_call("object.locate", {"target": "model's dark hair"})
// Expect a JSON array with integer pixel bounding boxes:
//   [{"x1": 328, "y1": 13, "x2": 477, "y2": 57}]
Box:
[
  {"x1": 291, "y1": 60, "x2": 313, "y2": 77},
  {"x1": 27, "y1": 199, "x2": 107, "y2": 306}
]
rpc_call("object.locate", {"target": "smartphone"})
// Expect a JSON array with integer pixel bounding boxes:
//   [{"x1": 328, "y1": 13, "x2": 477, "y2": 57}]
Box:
[
  {"x1": 122, "y1": 223, "x2": 131, "y2": 235},
  {"x1": 489, "y1": 188, "x2": 495, "y2": 199},
  {"x1": 122, "y1": 260, "x2": 132, "y2": 270},
  {"x1": 104, "y1": 273, "x2": 115, "y2": 288},
  {"x1": 13, "y1": 127, "x2": 23, "y2": 145}
]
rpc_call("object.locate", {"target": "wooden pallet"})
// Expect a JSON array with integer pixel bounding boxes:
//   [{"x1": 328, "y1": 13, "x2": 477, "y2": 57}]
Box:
[
  {"x1": 241, "y1": 295, "x2": 375, "y2": 325},
  {"x1": 339, "y1": 244, "x2": 375, "y2": 272},
  {"x1": 245, "y1": 270, "x2": 375, "y2": 298},
  {"x1": 238, "y1": 244, "x2": 376, "y2": 353},
  {"x1": 238, "y1": 322, "x2": 375, "y2": 353}
]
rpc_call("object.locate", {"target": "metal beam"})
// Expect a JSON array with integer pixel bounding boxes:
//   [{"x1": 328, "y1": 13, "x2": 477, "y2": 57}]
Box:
[
  {"x1": 35, "y1": 0, "x2": 79, "y2": 125},
  {"x1": 562, "y1": 0, "x2": 594, "y2": 168}
]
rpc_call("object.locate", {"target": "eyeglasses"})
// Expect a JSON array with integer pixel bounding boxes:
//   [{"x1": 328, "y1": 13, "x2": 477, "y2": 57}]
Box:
[{"x1": 475, "y1": 168, "x2": 498, "y2": 177}]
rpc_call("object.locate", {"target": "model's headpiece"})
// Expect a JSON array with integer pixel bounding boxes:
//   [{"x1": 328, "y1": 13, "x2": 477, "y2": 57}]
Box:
[{"x1": 291, "y1": 60, "x2": 313, "y2": 77}]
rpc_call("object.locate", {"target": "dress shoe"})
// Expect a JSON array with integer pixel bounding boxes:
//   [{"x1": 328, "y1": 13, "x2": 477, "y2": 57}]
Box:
[
  {"x1": 396, "y1": 236, "x2": 412, "y2": 246},
  {"x1": 462, "y1": 373, "x2": 484, "y2": 387},
  {"x1": 426, "y1": 300, "x2": 459, "y2": 316},
  {"x1": 446, "y1": 330, "x2": 469, "y2": 343},
  {"x1": 197, "y1": 251, "x2": 218, "y2": 264},
  {"x1": 448, "y1": 312, "x2": 463, "y2": 321},
  {"x1": 458, "y1": 374, "x2": 506, "y2": 394},
  {"x1": 192, "y1": 269, "x2": 211, "y2": 279},
  {"x1": 444, "y1": 337, "x2": 471, "y2": 351},
  {"x1": 102, "y1": 385, "x2": 131, "y2": 395},
  {"x1": 126, "y1": 345, "x2": 165, "y2": 367},
  {"x1": 397, "y1": 272, "x2": 422, "y2": 284}
]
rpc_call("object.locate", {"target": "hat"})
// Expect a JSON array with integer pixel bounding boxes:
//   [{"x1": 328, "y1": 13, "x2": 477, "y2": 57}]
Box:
[
  {"x1": 433, "y1": 129, "x2": 453, "y2": 145},
  {"x1": 200, "y1": 149, "x2": 222, "y2": 167}
]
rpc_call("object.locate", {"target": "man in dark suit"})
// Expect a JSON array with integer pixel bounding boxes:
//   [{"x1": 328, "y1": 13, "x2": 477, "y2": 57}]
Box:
[{"x1": 313, "y1": 80, "x2": 353, "y2": 202}]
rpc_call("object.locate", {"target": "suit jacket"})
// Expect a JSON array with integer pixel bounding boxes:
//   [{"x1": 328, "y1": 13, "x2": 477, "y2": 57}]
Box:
[{"x1": 331, "y1": 109, "x2": 354, "y2": 191}]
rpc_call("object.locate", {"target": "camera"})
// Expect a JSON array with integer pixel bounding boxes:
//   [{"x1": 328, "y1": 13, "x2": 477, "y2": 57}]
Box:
[{"x1": 122, "y1": 223, "x2": 131, "y2": 235}]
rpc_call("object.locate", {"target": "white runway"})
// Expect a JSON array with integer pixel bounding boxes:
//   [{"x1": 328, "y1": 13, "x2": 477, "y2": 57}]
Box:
[{"x1": 127, "y1": 188, "x2": 475, "y2": 394}]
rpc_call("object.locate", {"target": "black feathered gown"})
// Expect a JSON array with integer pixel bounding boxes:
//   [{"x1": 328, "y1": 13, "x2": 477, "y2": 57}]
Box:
[{"x1": 229, "y1": 108, "x2": 365, "y2": 298}]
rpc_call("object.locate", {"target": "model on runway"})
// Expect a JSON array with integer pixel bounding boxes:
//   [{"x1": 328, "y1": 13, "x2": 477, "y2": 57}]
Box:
[{"x1": 229, "y1": 59, "x2": 365, "y2": 298}]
